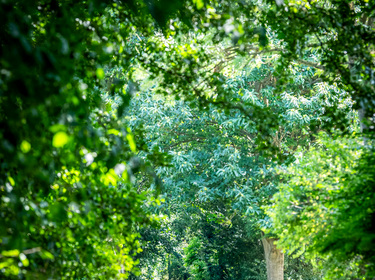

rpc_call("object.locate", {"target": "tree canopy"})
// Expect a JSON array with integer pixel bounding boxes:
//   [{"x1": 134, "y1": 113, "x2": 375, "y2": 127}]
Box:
[{"x1": 1, "y1": 0, "x2": 374, "y2": 279}]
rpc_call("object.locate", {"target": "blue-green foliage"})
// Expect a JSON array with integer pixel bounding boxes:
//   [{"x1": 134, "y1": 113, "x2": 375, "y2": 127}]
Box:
[
  {"x1": 123, "y1": 60, "x2": 352, "y2": 278},
  {"x1": 129, "y1": 62, "x2": 353, "y2": 224}
]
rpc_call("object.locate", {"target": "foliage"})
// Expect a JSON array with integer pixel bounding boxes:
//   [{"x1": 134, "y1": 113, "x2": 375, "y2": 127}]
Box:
[
  {"x1": 182, "y1": 202, "x2": 267, "y2": 280},
  {"x1": 127, "y1": 50, "x2": 354, "y2": 224},
  {"x1": 184, "y1": 237, "x2": 211, "y2": 280},
  {"x1": 133, "y1": 0, "x2": 374, "y2": 142},
  {"x1": 0, "y1": 0, "x2": 172, "y2": 278},
  {"x1": 123, "y1": 53, "x2": 338, "y2": 278},
  {"x1": 2, "y1": 0, "x2": 375, "y2": 279},
  {"x1": 267, "y1": 133, "x2": 375, "y2": 279}
]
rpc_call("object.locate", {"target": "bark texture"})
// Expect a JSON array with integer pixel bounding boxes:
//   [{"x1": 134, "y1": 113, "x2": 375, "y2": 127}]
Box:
[{"x1": 261, "y1": 236, "x2": 284, "y2": 280}]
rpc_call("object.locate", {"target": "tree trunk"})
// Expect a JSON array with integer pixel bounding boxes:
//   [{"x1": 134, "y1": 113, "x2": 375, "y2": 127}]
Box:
[
  {"x1": 358, "y1": 107, "x2": 372, "y2": 145},
  {"x1": 168, "y1": 253, "x2": 171, "y2": 279},
  {"x1": 261, "y1": 234, "x2": 284, "y2": 280},
  {"x1": 358, "y1": 108, "x2": 368, "y2": 133}
]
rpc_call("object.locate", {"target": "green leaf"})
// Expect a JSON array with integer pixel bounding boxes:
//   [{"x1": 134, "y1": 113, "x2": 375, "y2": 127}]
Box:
[
  {"x1": 1, "y1": 250, "x2": 19, "y2": 257},
  {"x1": 52, "y1": 132, "x2": 69, "y2": 148},
  {"x1": 20, "y1": 140, "x2": 31, "y2": 153},
  {"x1": 39, "y1": 250, "x2": 54, "y2": 260},
  {"x1": 194, "y1": 0, "x2": 204, "y2": 10},
  {"x1": 126, "y1": 133, "x2": 137, "y2": 152},
  {"x1": 96, "y1": 68, "x2": 105, "y2": 80},
  {"x1": 19, "y1": 253, "x2": 29, "y2": 267}
]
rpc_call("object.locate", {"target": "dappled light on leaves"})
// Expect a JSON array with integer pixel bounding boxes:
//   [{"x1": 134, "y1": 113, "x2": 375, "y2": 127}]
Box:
[{"x1": 1, "y1": 0, "x2": 375, "y2": 279}]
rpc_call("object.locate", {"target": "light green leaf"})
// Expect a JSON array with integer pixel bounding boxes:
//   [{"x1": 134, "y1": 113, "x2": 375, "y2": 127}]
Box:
[
  {"x1": 126, "y1": 133, "x2": 136, "y2": 152},
  {"x1": 1, "y1": 250, "x2": 19, "y2": 257},
  {"x1": 194, "y1": 0, "x2": 204, "y2": 10},
  {"x1": 96, "y1": 68, "x2": 105, "y2": 80},
  {"x1": 20, "y1": 140, "x2": 31, "y2": 153},
  {"x1": 53, "y1": 132, "x2": 69, "y2": 147},
  {"x1": 19, "y1": 253, "x2": 29, "y2": 267}
]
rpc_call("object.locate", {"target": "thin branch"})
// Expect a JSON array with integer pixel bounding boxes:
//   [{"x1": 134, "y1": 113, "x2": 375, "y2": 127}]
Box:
[
  {"x1": 223, "y1": 44, "x2": 327, "y2": 71},
  {"x1": 166, "y1": 137, "x2": 205, "y2": 149},
  {"x1": 296, "y1": 59, "x2": 325, "y2": 70}
]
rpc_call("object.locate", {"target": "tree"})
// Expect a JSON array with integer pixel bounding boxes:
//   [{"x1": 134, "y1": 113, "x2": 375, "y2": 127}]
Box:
[
  {"x1": 123, "y1": 52, "x2": 342, "y2": 278},
  {"x1": 267, "y1": 133, "x2": 375, "y2": 279},
  {"x1": 127, "y1": 1, "x2": 375, "y2": 278}
]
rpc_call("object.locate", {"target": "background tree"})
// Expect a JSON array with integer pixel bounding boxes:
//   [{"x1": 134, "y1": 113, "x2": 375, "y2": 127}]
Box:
[
  {"x1": 125, "y1": 1, "x2": 375, "y2": 278},
  {"x1": 120, "y1": 45, "x2": 349, "y2": 278},
  {"x1": 267, "y1": 133, "x2": 375, "y2": 279}
]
